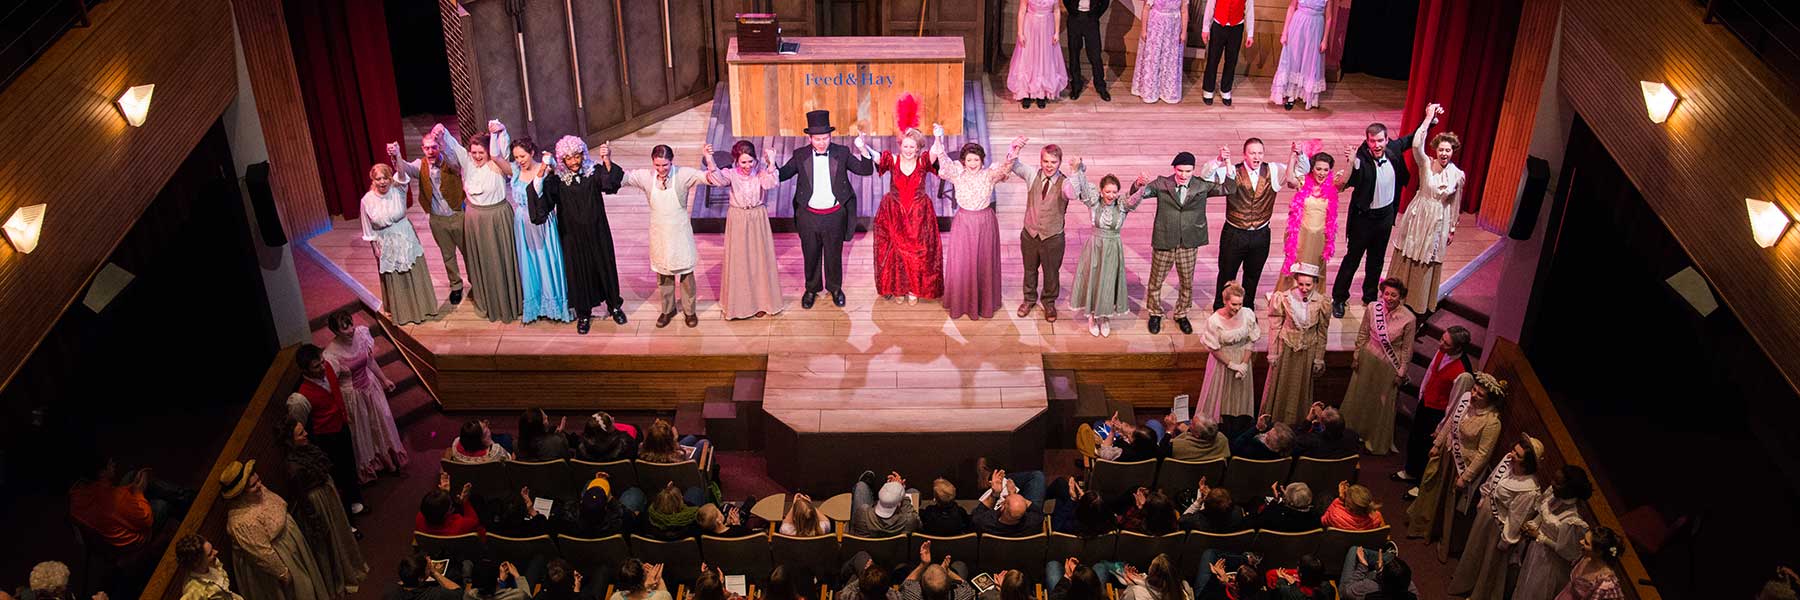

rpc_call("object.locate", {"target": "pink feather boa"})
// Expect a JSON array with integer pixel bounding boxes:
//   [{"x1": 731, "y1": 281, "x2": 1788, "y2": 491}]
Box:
[{"x1": 1282, "y1": 170, "x2": 1340, "y2": 277}]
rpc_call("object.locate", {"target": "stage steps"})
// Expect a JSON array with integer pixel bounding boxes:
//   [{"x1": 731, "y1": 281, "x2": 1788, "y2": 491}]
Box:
[
  {"x1": 1395, "y1": 293, "x2": 1494, "y2": 420},
  {"x1": 297, "y1": 254, "x2": 440, "y2": 431}
]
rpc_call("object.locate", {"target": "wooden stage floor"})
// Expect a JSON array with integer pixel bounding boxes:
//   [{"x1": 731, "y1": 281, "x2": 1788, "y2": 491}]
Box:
[{"x1": 306, "y1": 74, "x2": 1496, "y2": 427}]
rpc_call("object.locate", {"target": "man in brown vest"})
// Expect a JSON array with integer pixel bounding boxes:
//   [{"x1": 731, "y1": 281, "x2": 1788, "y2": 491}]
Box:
[
  {"x1": 1208, "y1": 138, "x2": 1299, "y2": 310},
  {"x1": 1010, "y1": 144, "x2": 1084, "y2": 322},
  {"x1": 392, "y1": 130, "x2": 469, "y2": 305}
]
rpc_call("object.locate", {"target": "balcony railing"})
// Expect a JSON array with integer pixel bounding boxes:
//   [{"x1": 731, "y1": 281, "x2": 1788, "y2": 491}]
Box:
[
  {"x1": 0, "y1": 0, "x2": 101, "y2": 92},
  {"x1": 1703, "y1": 0, "x2": 1800, "y2": 102}
]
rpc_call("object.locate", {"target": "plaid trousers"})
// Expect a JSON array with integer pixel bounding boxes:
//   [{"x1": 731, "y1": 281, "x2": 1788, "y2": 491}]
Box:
[{"x1": 1147, "y1": 247, "x2": 1200, "y2": 317}]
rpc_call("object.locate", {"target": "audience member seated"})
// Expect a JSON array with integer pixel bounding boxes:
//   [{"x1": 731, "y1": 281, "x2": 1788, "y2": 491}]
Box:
[
  {"x1": 1321, "y1": 483, "x2": 1386, "y2": 531},
  {"x1": 1265, "y1": 555, "x2": 1333, "y2": 599},
  {"x1": 1231, "y1": 416, "x2": 1295, "y2": 460},
  {"x1": 1046, "y1": 559, "x2": 1105, "y2": 600},
  {"x1": 1097, "y1": 415, "x2": 1160, "y2": 462},
  {"x1": 445, "y1": 419, "x2": 513, "y2": 465},
  {"x1": 917, "y1": 479, "x2": 972, "y2": 536},
  {"x1": 697, "y1": 504, "x2": 757, "y2": 537},
  {"x1": 611, "y1": 560, "x2": 671, "y2": 600},
  {"x1": 852, "y1": 471, "x2": 921, "y2": 537},
  {"x1": 1049, "y1": 478, "x2": 1116, "y2": 537},
  {"x1": 972, "y1": 471, "x2": 1045, "y2": 536},
  {"x1": 1339, "y1": 546, "x2": 1416, "y2": 600},
  {"x1": 15, "y1": 562, "x2": 82, "y2": 600},
  {"x1": 464, "y1": 560, "x2": 531, "y2": 600},
  {"x1": 517, "y1": 408, "x2": 576, "y2": 461},
  {"x1": 417, "y1": 472, "x2": 485, "y2": 536},
  {"x1": 386, "y1": 553, "x2": 463, "y2": 600},
  {"x1": 694, "y1": 564, "x2": 747, "y2": 600},
  {"x1": 488, "y1": 486, "x2": 554, "y2": 538},
  {"x1": 903, "y1": 542, "x2": 975, "y2": 600},
  {"x1": 69, "y1": 455, "x2": 187, "y2": 552},
  {"x1": 764, "y1": 566, "x2": 816, "y2": 600},
  {"x1": 835, "y1": 557, "x2": 897, "y2": 600},
  {"x1": 176, "y1": 534, "x2": 244, "y2": 600},
  {"x1": 1117, "y1": 555, "x2": 1191, "y2": 600},
  {"x1": 980, "y1": 570, "x2": 1030, "y2": 600},
  {"x1": 1253, "y1": 483, "x2": 1321, "y2": 533},
  {"x1": 778, "y1": 493, "x2": 833, "y2": 536},
  {"x1": 643, "y1": 484, "x2": 705, "y2": 540},
  {"x1": 577, "y1": 413, "x2": 639, "y2": 462},
  {"x1": 638, "y1": 419, "x2": 707, "y2": 464},
  {"x1": 1118, "y1": 488, "x2": 1181, "y2": 535},
  {"x1": 1292, "y1": 406, "x2": 1362, "y2": 459},
  {"x1": 533, "y1": 559, "x2": 586, "y2": 600},
  {"x1": 563, "y1": 476, "x2": 642, "y2": 538},
  {"x1": 1180, "y1": 483, "x2": 1251, "y2": 533},
  {"x1": 1194, "y1": 553, "x2": 1267, "y2": 600},
  {"x1": 1165, "y1": 417, "x2": 1231, "y2": 462}
]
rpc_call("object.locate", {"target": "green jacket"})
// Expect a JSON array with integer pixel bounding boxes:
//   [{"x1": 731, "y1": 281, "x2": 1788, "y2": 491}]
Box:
[{"x1": 1136, "y1": 174, "x2": 1225, "y2": 250}]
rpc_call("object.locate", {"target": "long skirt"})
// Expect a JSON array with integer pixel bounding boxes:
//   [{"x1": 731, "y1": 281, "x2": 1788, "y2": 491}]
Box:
[
  {"x1": 295, "y1": 484, "x2": 368, "y2": 595},
  {"x1": 873, "y1": 191, "x2": 945, "y2": 300},
  {"x1": 232, "y1": 515, "x2": 330, "y2": 600},
  {"x1": 344, "y1": 375, "x2": 409, "y2": 482},
  {"x1": 721, "y1": 204, "x2": 787, "y2": 319},
  {"x1": 1512, "y1": 540, "x2": 1575, "y2": 600},
  {"x1": 463, "y1": 202, "x2": 524, "y2": 322},
  {"x1": 1406, "y1": 453, "x2": 1475, "y2": 558},
  {"x1": 1389, "y1": 252, "x2": 1443, "y2": 314},
  {"x1": 1261, "y1": 342, "x2": 1316, "y2": 424},
  {"x1": 944, "y1": 206, "x2": 1001, "y2": 320},
  {"x1": 1005, "y1": 3, "x2": 1069, "y2": 99},
  {"x1": 1449, "y1": 499, "x2": 1512, "y2": 598},
  {"x1": 379, "y1": 255, "x2": 438, "y2": 325},
  {"x1": 1071, "y1": 231, "x2": 1130, "y2": 317},
  {"x1": 514, "y1": 204, "x2": 572, "y2": 323},
  {"x1": 1269, "y1": 4, "x2": 1329, "y2": 107},
  {"x1": 1197, "y1": 353, "x2": 1256, "y2": 420},
  {"x1": 1341, "y1": 346, "x2": 1399, "y2": 454}
]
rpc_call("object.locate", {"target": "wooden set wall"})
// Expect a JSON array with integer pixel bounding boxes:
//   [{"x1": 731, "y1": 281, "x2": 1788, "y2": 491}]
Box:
[
  {"x1": 1475, "y1": 0, "x2": 1559, "y2": 232},
  {"x1": 1555, "y1": 0, "x2": 1800, "y2": 395},
  {"x1": 455, "y1": 0, "x2": 718, "y2": 144},
  {"x1": 997, "y1": 0, "x2": 1353, "y2": 81},
  {"x1": 0, "y1": 0, "x2": 236, "y2": 389},
  {"x1": 1044, "y1": 351, "x2": 1356, "y2": 410},
  {"x1": 709, "y1": 0, "x2": 989, "y2": 77},
  {"x1": 430, "y1": 353, "x2": 766, "y2": 410},
  {"x1": 232, "y1": 0, "x2": 333, "y2": 241}
]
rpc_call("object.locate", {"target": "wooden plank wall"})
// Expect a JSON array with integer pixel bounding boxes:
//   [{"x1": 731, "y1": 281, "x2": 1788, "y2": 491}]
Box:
[
  {"x1": 1556, "y1": 0, "x2": 1800, "y2": 395},
  {"x1": 431, "y1": 354, "x2": 767, "y2": 410},
  {"x1": 0, "y1": 0, "x2": 237, "y2": 389},
  {"x1": 1475, "y1": 0, "x2": 1560, "y2": 233},
  {"x1": 1045, "y1": 350, "x2": 1354, "y2": 409},
  {"x1": 232, "y1": 0, "x2": 333, "y2": 242}
]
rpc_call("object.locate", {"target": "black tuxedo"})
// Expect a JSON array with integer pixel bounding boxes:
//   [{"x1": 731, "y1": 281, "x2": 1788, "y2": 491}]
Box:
[
  {"x1": 777, "y1": 143, "x2": 875, "y2": 293},
  {"x1": 1063, "y1": 0, "x2": 1110, "y2": 91},
  {"x1": 1332, "y1": 132, "x2": 1418, "y2": 303}
]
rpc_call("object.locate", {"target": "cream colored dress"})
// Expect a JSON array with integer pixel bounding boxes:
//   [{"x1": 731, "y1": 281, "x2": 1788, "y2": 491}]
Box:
[
  {"x1": 1197, "y1": 308, "x2": 1261, "y2": 420},
  {"x1": 1390, "y1": 115, "x2": 1465, "y2": 313}
]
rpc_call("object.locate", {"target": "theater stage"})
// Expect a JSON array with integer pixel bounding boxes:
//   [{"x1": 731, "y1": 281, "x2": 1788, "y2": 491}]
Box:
[{"x1": 304, "y1": 75, "x2": 1496, "y2": 491}]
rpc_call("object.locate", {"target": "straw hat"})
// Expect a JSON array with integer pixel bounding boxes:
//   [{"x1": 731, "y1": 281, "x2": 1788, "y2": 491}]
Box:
[{"x1": 219, "y1": 460, "x2": 256, "y2": 500}]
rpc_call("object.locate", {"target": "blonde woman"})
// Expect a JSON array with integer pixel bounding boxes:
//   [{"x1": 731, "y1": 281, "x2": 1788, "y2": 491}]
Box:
[
  {"x1": 779, "y1": 493, "x2": 833, "y2": 536},
  {"x1": 360, "y1": 159, "x2": 438, "y2": 325}
]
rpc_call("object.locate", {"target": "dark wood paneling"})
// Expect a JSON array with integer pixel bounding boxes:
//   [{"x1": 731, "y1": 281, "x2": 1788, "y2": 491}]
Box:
[
  {"x1": 234, "y1": 0, "x2": 333, "y2": 240},
  {"x1": 0, "y1": 0, "x2": 236, "y2": 389},
  {"x1": 669, "y1": 0, "x2": 716, "y2": 101},
  {"x1": 571, "y1": 0, "x2": 629, "y2": 134},
  {"x1": 710, "y1": 0, "x2": 817, "y2": 77},
  {"x1": 430, "y1": 353, "x2": 765, "y2": 410},
  {"x1": 521, "y1": 0, "x2": 581, "y2": 140},
  {"x1": 466, "y1": 0, "x2": 527, "y2": 133},
  {"x1": 1557, "y1": 0, "x2": 1800, "y2": 397},
  {"x1": 884, "y1": 0, "x2": 987, "y2": 74},
  {"x1": 1477, "y1": 0, "x2": 1560, "y2": 233},
  {"x1": 621, "y1": 0, "x2": 674, "y2": 117},
  {"x1": 1045, "y1": 351, "x2": 1355, "y2": 409}
]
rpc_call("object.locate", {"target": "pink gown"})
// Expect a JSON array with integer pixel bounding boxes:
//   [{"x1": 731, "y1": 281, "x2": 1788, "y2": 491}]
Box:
[
  {"x1": 323, "y1": 326, "x2": 410, "y2": 482},
  {"x1": 1006, "y1": 0, "x2": 1070, "y2": 100}
]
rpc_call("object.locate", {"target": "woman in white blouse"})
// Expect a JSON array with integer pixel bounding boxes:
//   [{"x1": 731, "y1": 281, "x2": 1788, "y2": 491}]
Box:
[
  {"x1": 931, "y1": 136, "x2": 1025, "y2": 320},
  {"x1": 361, "y1": 159, "x2": 438, "y2": 325},
  {"x1": 1195, "y1": 281, "x2": 1261, "y2": 420},
  {"x1": 436, "y1": 122, "x2": 523, "y2": 323}
]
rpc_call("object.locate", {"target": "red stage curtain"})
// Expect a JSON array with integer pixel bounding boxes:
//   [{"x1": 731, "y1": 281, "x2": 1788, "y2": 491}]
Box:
[
  {"x1": 284, "y1": 0, "x2": 404, "y2": 219},
  {"x1": 1399, "y1": 0, "x2": 1524, "y2": 217}
]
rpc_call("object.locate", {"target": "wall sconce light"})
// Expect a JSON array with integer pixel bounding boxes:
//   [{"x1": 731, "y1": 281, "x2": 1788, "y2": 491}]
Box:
[
  {"x1": 1746, "y1": 198, "x2": 1792, "y2": 248},
  {"x1": 4, "y1": 204, "x2": 45, "y2": 254},
  {"x1": 117, "y1": 84, "x2": 155, "y2": 127},
  {"x1": 1640, "y1": 81, "x2": 1679, "y2": 124}
]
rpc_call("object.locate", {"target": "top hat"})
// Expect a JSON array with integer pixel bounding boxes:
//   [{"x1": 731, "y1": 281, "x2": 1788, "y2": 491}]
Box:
[{"x1": 803, "y1": 110, "x2": 836, "y2": 135}]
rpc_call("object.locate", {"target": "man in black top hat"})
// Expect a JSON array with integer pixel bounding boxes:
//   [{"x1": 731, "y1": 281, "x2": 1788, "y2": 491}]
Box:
[
  {"x1": 1129, "y1": 150, "x2": 1229, "y2": 334},
  {"x1": 770, "y1": 110, "x2": 877, "y2": 308}
]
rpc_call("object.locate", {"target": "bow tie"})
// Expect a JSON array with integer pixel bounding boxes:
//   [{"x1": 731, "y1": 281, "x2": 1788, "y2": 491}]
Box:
[{"x1": 814, "y1": 151, "x2": 829, "y2": 157}]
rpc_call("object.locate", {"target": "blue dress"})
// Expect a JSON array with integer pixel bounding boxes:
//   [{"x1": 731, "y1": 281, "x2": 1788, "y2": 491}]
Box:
[{"x1": 510, "y1": 170, "x2": 573, "y2": 322}]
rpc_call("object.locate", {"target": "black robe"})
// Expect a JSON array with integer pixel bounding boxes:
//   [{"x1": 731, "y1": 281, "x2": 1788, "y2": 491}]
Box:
[{"x1": 529, "y1": 162, "x2": 626, "y2": 313}]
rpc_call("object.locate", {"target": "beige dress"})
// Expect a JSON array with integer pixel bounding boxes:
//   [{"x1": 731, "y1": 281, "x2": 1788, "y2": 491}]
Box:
[
  {"x1": 1389, "y1": 115, "x2": 1465, "y2": 314},
  {"x1": 1261, "y1": 288, "x2": 1330, "y2": 424},
  {"x1": 1340, "y1": 300, "x2": 1416, "y2": 454},
  {"x1": 710, "y1": 167, "x2": 785, "y2": 318},
  {"x1": 1450, "y1": 458, "x2": 1542, "y2": 598},
  {"x1": 226, "y1": 491, "x2": 329, "y2": 600},
  {"x1": 1197, "y1": 308, "x2": 1261, "y2": 420},
  {"x1": 1406, "y1": 385, "x2": 1501, "y2": 549}
]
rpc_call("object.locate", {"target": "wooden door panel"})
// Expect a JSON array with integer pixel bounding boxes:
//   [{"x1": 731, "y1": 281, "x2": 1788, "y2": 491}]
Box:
[
  {"x1": 667, "y1": 0, "x2": 714, "y2": 100},
  {"x1": 570, "y1": 0, "x2": 628, "y2": 135},
  {"x1": 467, "y1": 0, "x2": 527, "y2": 133},
  {"x1": 520, "y1": 0, "x2": 581, "y2": 139},
  {"x1": 621, "y1": 0, "x2": 674, "y2": 115}
]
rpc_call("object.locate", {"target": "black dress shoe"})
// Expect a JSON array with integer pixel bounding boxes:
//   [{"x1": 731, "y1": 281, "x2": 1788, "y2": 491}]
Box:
[
  {"x1": 1021, "y1": 98, "x2": 1032, "y2": 109},
  {"x1": 611, "y1": 307, "x2": 629, "y2": 324},
  {"x1": 1096, "y1": 88, "x2": 1111, "y2": 102},
  {"x1": 802, "y1": 292, "x2": 817, "y2": 309},
  {"x1": 1147, "y1": 316, "x2": 1163, "y2": 334},
  {"x1": 1331, "y1": 301, "x2": 1346, "y2": 319},
  {"x1": 831, "y1": 290, "x2": 847, "y2": 307},
  {"x1": 684, "y1": 313, "x2": 698, "y2": 328},
  {"x1": 1222, "y1": 95, "x2": 1233, "y2": 106},
  {"x1": 1284, "y1": 99, "x2": 1296, "y2": 111},
  {"x1": 1070, "y1": 85, "x2": 1084, "y2": 101},
  {"x1": 577, "y1": 317, "x2": 591, "y2": 335},
  {"x1": 449, "y1": 289, "x2": 463, "y2": 305},
  {"x1": 1035, "y1": 98, "x2": 1047, "y2": 109},
  {"x1": 1176, "y1": 317, "x2": 1194, "y2": 335},
  {"x1": 1202, "y1": 94, "x2": 1215, "y2": 105}
]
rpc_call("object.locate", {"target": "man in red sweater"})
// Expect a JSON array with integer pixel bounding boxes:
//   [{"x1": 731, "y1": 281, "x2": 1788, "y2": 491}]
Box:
[
  {"x1": 1200, "y1": 0, "x2": 1256, "y2": 106},
  {"x1": 1392, "y1": 326, "x2": 1472, "y2": 486},
  {"x1": 295, "y1": 343, "x2": 365, "y2": 513}
]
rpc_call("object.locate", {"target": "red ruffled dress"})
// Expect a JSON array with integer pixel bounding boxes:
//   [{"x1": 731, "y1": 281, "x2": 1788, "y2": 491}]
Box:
[{"x1": 873, "y1": 151, "x2": 944, "y2": 299}]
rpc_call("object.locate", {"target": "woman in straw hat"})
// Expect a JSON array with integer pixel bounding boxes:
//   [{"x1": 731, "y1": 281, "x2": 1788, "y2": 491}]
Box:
[
  {"x1": 1450, "y1": 434, "x2": 1545, "y2": 597},
  {"x1": 220, "y1": 459, "x2": 330, "y2": 600},
  {"x1": 1405, "y1": 372, "x2": 1506, "y2": 552}
]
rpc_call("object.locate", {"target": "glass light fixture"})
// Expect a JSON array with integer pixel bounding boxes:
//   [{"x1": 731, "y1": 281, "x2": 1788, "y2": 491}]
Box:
[
  {"x1": 117, "y1": 84, "x2": 155, "y2": 127},
  {"x1": 4, "y1": 204, "x2": 46, "y2": 254},
  {"x1": 1745, "y1": 198, "x2": 1791, "y2": 248},
  {"x1": 1640, "y1": 81, "x2": 1679, "y2": 124}
]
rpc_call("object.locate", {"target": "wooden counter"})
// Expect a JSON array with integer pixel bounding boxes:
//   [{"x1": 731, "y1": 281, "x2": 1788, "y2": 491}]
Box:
[{"x1": 726, "y1": 36, "x2": 965, "y2": 137}]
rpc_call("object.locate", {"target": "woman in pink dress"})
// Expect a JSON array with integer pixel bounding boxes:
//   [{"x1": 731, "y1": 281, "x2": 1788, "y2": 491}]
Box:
[
  {"x1": 932, "y1": 137, "x2": 1024, "y2": 320},
  {"x1": 1007, "y1": 0, "x2": 1069, "y2": 109},
  {"x1": 1556, "y1": 528, "x2": 1626, "y2": 600},
  {"x1": 1132, "y1": 0, "x2": 1189, "y2": 104},
  {"x1": 873, "y1": 98, "x2": 945, "y2": 304},
  {"x1": 321, "y1": 311, "x2": 409, "y2": 483},
  {"x1": 704, "y1": 140, "x2": 785, "y2": 319}
]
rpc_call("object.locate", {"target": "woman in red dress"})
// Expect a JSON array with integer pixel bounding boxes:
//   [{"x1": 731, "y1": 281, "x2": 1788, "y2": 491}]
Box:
[{"x1": 873, "y1": 95, "x2": 945, "y2": 304}]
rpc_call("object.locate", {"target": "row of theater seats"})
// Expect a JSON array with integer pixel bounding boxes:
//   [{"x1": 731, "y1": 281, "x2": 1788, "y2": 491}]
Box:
[
  {"x1": 440, "y1": 453, "x2": 712, "y2": 501},
  {"x1": 1089, "y1": 454, "x2": 1361, "y2": 506}
]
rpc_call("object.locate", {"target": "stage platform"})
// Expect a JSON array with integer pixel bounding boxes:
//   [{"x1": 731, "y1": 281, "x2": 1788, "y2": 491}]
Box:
[{"x1": 305, "y1": 74, "x2": 1497, "y2": 491}]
